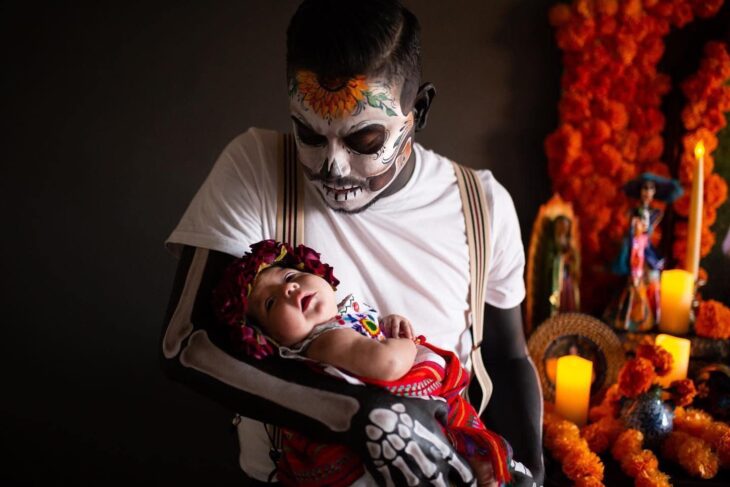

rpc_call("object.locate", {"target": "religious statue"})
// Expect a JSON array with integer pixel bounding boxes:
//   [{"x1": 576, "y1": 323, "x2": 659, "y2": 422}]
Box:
[
  {"x1": 608, "y1": 173, "x2": 683, "y2": 332},
  {"x1": 526, "y1": 195, "x2": 581, "y2": 335}
]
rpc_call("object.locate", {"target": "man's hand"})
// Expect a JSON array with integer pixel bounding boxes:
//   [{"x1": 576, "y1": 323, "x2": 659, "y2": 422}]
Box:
[
  {"x1": 350, "y1": 392, "x2": 476, "y2": 487},
  {"x1": 380, "y1": 314, "x2": 414, "y2": 339}
]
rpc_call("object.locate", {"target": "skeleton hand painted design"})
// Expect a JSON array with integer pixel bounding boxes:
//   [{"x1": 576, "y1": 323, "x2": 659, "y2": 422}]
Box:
[{"x1": 356, "y1": 400, "x2": 475, "y2": 486}]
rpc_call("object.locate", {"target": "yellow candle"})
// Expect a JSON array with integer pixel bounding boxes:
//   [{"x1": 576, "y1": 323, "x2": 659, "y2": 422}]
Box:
[
  {"x1": 655, "y1": 334, "x2": 691, "y2": 387},
  {"x1": 686, "y1": 141, "x2": 704, "y2": 280},
  {"x1": 555, "y1": 355, "x2": 592, "y2": 426},
  {"x1": 658, "y1": 269, "x2": 694, "y2": 335}
]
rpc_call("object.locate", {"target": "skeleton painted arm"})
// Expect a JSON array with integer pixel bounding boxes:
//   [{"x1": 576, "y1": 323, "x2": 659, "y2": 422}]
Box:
[
  {"x1": 161, "y1": 245, "x2": 476, "y2": 486},
  {"x1": 471, "y1": 303, "x2": 544, "y2": 486}
]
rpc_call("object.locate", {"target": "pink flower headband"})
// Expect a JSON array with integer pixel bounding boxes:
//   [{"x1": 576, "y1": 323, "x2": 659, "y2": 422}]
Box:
[{"x1": 213, "y1": 240, "x2": 339, "y2": 359}]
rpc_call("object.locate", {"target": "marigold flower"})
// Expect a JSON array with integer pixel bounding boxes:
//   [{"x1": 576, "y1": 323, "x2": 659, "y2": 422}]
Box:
[
  {"x1": 617, "y1": 35, "x2": 638, "y2": 65},
  {"x1": 559, "y1": 92, "x2": 591, "y2": 123},
  {"x1": 620, "y1": 450, "x2": 659, "y2": 477},
  {"x1": 612, "y1": 429, "x2": 644, "y2": 461},
  {"x1": 678, "y1": 436, "x2": 719, "y2": 479},
  {"x1": 636, "y1": 135, "x2": 663, "y2": 162},
  {"x1": 556, "y1": 19, "x2": 596, "y2": 51},
  {"x1": 638, "y1": 35, "x2": 665, "y2": 67},
  {"x1": 622, "y1": 0, "x2": 643, "y2": 19},
  {"x1": 669, "y1": 379, "x2": 697, "y2": 407},
  {"x1": 582, "y1": 416, "x2": 623, "y2": 453},
  {"x1": 573, "y1": 475, "x2": 605, "y2": 487},
  {"x1": 598, "y1": 16, "x2": 618, "y2": 35},
  {"x1": 718, "y1": 431, "x2": 730, "y2": 468},
  {"x1": 692, "y1": 0, "x2": 724, "y2": 19},
  {"x1": 634, "y1": 468, "x2": 671, "y2": 487},
  {"x1": 618, "y1": 357, "x2": 656, "y2": 398},
  {"x1": 563, "y1": 445, "x2": 604, "y2": 481},
  {"x1": 695, "y1": 300, "x2": 730, "y2": 339},
  {"x1": 670, "y1": 3, "x2": 694, "y2": 28},
  {"x1": 596, "y1": 0, "x2": 619, "y2": 16},
  {"x1": 705, "y1": 173, "x2": 728, "y2": 208},
  {"x1": 636, "y1": 343, "x2": 673, "y2": 376},
  {"x1": 582, "y1": 119, "x2": 612, "y2": 147}
]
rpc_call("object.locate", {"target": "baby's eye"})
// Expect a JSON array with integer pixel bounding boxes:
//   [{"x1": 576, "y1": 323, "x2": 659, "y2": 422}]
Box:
[
  {"x1": 265, "y1": 297, "x2": 274, "y2": 311},
  {"x1": 285, "y1": 272, "x2": 296, "y2": 282}
]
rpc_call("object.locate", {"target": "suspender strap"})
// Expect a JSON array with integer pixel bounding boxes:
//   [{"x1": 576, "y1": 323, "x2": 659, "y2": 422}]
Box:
[
  {"x1": 276, "y1": 133, "x2": 304, "y2": 246},
  {"x1": 452, "y1": 161, "x2": 493, "y2": 416},
  {"x1": 268, "y1": 133, "x2": 306, "y2": 456}
]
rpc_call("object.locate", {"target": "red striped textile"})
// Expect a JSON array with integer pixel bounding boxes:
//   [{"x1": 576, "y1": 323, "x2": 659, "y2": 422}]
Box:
[{"x1": 277, "y1": 340, "x2": 511, "y2": 486}]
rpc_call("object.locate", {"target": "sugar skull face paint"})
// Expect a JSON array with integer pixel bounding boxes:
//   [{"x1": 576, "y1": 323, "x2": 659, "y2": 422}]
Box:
[{"x1": 289, "y1": 70, "x2": 414, "y2": 212}]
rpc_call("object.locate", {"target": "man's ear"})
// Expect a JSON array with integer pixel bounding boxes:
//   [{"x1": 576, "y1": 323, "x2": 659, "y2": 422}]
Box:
[{"x1": 413, "y1": 82, "x2": 436, "y2": 132}]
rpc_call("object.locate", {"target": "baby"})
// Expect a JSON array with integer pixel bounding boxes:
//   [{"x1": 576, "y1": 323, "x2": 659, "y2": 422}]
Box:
[{"x1": 213, "y1": 240, "x2": 511, "y2": 487}]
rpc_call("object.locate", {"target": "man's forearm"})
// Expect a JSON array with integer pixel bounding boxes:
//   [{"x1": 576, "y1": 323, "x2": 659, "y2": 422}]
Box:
[
  {"x1": 482, "y1": 355, "x2": 544, "y2": 485},
  {"x1": 476, "y1": 303, "x2": 544, "y2": 485}
]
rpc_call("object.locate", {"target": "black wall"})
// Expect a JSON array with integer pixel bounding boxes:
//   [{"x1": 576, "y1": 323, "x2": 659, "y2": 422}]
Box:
[{"x1": 3, "y1": 1, "x2": 559, "y2": 484}]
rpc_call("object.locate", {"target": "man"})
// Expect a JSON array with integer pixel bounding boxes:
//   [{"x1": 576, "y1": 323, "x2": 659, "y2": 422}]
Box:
[{"x1": 162, "y1": 1, "x2": 543, "y2": 485}]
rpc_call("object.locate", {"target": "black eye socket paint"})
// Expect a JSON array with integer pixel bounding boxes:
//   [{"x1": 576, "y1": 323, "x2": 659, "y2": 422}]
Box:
[
  {"x1": 344, "y1": 125, "x2": 386, "y2": 155},
  {"x1": 292, "y1": 116, "x2": 327, "y2": 147}
]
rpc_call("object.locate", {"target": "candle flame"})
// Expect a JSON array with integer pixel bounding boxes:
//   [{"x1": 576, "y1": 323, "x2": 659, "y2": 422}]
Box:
[{"x1": 695, "y1": 140, "x2": 705, "y2": 159}]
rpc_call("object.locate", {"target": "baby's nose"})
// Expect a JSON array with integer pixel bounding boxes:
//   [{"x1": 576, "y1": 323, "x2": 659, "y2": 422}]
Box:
[{"x1": 283, "y1": 281, "x2": 299, "y2": 296}]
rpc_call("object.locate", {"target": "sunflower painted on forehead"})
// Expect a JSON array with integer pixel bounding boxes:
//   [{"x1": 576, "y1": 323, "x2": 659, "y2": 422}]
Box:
[{"x1": 291, "y1": 70, "x2": 399, "y2": 120}]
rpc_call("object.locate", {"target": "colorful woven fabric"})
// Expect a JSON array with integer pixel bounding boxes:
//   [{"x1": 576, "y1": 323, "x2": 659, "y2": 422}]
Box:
[{"x1": 277, "y1": 339, "x2": 512, "y2": 486}]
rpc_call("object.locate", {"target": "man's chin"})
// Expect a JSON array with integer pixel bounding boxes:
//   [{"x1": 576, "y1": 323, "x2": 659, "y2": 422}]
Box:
[{"x1": 318, "y1": 190, "x2": 379, "y2": 214}]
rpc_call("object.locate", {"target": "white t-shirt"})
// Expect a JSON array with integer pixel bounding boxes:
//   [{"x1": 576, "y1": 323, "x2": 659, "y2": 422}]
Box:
[{"x1": 166, "y1": 127, "x2": 526, "y2": 480}]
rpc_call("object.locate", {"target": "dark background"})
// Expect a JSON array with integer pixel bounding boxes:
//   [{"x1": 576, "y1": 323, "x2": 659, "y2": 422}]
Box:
[{"x1": 3, "y1": 1, "x2": 727, "y2": 485}]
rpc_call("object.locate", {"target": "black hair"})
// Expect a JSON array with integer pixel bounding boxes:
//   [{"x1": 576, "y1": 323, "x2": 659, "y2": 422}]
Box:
[{"x1": 286, "y1": 0, "x2": 422, "y2": 110}]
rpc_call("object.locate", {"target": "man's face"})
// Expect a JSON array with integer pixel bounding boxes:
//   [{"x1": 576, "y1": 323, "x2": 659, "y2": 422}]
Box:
[{"x1": 289, "y1": 70, "x2": 415, "y2": 212}]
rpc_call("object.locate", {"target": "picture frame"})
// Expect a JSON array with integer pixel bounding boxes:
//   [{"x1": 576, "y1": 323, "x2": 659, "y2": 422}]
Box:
[{"x1": 527, "y1": 313, "x2": 625, "y2": 403}]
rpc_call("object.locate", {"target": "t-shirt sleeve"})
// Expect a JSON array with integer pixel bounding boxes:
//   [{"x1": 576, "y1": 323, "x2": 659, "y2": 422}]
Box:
[
  {"x1": 479, "y1": 171, "x2": 526, "y2": 309},
  {"x1": 165, "y1": 128, "x2": 277, "y2": 258}
]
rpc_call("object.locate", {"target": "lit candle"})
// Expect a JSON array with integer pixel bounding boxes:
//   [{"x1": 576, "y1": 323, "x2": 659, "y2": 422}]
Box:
[
  {"x1": 555, "y1": 355, "x2": 592, "y2": 426},
  {"x1": 655, "y1": 334, "x2": 691, "y2": 387},
  {"x1": 686, "y1": 141, "x2": 704, "y2": 280},
  {"x1": 658, "y1": 269, "x2": 694, "y2": 335}
]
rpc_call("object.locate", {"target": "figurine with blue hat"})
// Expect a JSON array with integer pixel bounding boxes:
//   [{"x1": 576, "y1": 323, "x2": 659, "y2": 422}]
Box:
[{"x1": 608, "y1": 173, "x2": 683, "y2": 332}]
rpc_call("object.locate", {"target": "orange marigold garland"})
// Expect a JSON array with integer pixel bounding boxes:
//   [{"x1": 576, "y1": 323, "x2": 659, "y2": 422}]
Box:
[
  {"x1": 544, "y1": 406, "x2": 605, "y2": 485},
  {"x1": 611, "y1": 429, "x2": 670, "y2": 486},
  {"x1": 694, "y1": 299, "x2": 730, "y2": 339},
  {"x1": 674, "y1": 406, "x2": 730, "y2": 468},
  {"x1": 673, "y1": 41, "x2": 730, "y2": 267},
  {"x1": 546, "y1": 0, "x2": 727, "y2": 312},
  {"x1": 661, "y1": 430, "x2": 720, "y2": 478}
]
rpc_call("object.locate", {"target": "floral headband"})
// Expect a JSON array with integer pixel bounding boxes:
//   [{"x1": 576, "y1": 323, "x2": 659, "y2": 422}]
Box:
[{"x1": 213, "y1": 239, "x2": 339, "y2": 359}]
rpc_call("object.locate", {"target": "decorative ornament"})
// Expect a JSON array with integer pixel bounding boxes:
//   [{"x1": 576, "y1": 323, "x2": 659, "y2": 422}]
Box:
[
  {"x1": 525, "y1": 194, "x2": 582, "y2": 335},
  {"x1": 620, "y1": 385, "x2": 674, "y2": 448}
]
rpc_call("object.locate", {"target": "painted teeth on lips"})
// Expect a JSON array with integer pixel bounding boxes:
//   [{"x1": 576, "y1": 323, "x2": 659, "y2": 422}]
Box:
[{"x1": 322, "y1": 184, "x2": 362, "y2": 201}]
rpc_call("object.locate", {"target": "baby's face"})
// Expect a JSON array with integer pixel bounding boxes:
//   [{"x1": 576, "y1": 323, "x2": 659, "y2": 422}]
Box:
[{"x1": 248, "y1": 267, "x2": 339, "y2": 347}]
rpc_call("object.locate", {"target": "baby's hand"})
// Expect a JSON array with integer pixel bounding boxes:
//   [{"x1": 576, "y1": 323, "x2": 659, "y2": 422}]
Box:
[
  {"x1": 467, "y1": 456, "x2": 498, "y2": 487},
  {"x1": 380, "y1": 314, "x2": 414, "y2": 339}
]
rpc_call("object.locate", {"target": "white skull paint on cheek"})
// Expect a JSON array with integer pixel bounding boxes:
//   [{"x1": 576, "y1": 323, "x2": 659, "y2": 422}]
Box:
[{"x1": 289, "y1": 70, "x2": 415, "y2": 212}]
